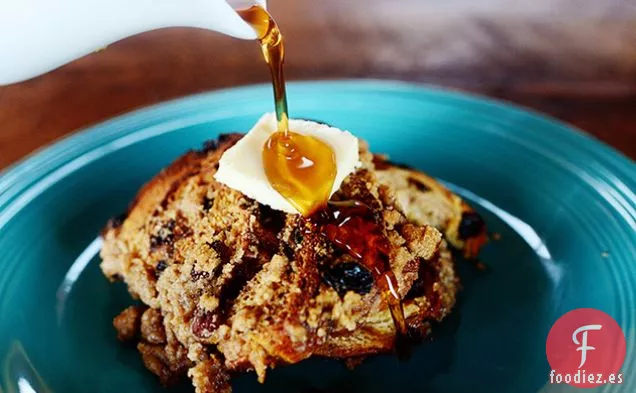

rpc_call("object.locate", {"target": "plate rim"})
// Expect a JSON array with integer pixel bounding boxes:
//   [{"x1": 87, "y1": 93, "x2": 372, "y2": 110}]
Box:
[{"x1": 1, "y1": 79, "x2": 634, "y2": 219}]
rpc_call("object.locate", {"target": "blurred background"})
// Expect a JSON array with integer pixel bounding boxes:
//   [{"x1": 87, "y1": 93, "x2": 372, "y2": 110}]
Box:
[{"x1": 0, "y1": 0, "x2": 634, "y2": 169}]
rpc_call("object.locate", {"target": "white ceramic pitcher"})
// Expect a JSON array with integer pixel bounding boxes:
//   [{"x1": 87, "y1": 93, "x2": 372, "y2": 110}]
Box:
[{"x1": 0, "y1": 0, "x2": 266, "y2": 85}]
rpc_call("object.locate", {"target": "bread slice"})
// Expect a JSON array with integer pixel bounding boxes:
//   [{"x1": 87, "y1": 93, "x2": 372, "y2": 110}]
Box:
[{"x1": 374, "y1": 156, "x2": 488, "y2": 258}]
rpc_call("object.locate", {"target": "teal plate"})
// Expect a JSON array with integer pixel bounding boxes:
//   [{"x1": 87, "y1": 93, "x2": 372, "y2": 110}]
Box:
[{"x1": 0, "y1": 81, "x2": 634, "y2": 393}]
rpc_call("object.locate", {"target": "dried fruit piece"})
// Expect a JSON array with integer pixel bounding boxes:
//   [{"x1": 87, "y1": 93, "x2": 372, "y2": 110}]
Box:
[
  {"x1": 458, "y1": 211, "x2": 485, "y2": 240},
  {"x1": 322, "y1": 262, "x2": 373, "y2": 296},
  {"x1": 156, "y1": 260, "x2": 168, "y2": 272}
]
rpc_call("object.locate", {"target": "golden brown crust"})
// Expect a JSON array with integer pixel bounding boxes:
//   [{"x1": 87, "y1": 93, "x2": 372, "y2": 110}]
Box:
[
  {"x1": 102, "y1": 134, "x2": 462, "y2": 392},
  {"x1": 141, "y1": 308, "x2": 168, "y2": 345},
  {"x1": 113, "y1": 305, "x2": 143, "y2": 342},
  {"x1": 188, "y1": 356, "x2": 232, "y2": 393},
  {"x1": 373, "y1": 155, "x2": 488, "y2": 258}
]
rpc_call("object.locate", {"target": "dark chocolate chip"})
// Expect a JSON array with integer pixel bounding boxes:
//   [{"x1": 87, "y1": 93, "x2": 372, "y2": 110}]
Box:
[
  {"x1": 322, "y1": 262, "x2": 374, "y2": 296},
  {"x1": 458, "y1": 211, "x2": 486, "y2": 240}
]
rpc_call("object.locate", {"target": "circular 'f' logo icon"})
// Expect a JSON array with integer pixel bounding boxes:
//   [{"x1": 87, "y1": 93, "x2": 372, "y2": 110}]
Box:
[{"x1": 546, "y1": 308, "x2": 626, "y2": 387}]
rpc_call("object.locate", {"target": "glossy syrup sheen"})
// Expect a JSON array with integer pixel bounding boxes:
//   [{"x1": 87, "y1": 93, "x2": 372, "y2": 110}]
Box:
[
  {"x1": 238, "y1": 5, "x2": 338, "y2": 217},
  {"x1": 310, "y1": 201, "x2": 408, "y2": 338},
  {"x1": 262, "y1": 131, "x2": 336, "y2": 216}
]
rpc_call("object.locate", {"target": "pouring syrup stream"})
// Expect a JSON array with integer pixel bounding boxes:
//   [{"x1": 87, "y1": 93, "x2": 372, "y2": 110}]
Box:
[
  {"x1": 237, "y1": 5, "x2": 288, "y2": 133},
  {"x1": 238, "y1": 5, "x2": 337, "y2": 216},
  {"x1": 238, "y1": 5, "x2": 408, "y2": 343}
]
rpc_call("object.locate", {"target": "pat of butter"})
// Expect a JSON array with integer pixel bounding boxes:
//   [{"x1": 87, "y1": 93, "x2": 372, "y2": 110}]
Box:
[{"x1": 214, "y1": 113, "x2": 360, "y2": 214}]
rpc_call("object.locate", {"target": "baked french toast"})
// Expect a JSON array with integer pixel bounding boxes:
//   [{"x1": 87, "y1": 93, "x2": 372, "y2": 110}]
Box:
[{"x1": 101, "y1": 134, "x2": 484, "y2": 392}]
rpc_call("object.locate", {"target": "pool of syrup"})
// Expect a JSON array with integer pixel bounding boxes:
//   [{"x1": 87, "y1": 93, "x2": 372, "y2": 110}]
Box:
[
  {"x1": 309, "y1": 201, "x2": 408, "y2": 337},
  {"x1": 262, "y1": 131, "x2": 336, "y2": 216}
]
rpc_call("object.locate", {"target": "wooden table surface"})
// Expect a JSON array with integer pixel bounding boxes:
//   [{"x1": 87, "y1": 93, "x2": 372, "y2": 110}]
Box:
[{"x1": 1, "y1": 0, "x2": 635, "y2": 169}]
